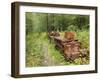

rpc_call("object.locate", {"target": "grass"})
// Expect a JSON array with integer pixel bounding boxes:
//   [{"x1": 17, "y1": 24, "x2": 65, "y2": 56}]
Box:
[
  {"x1": 26, "y1": 30, "x2": 89, "y2": 67},
  {"x1": 76, "y1": 30, "x2": 89, "y2": 49}
]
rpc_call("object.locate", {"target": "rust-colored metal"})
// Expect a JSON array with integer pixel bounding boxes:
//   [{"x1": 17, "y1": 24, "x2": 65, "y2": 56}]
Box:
[
  {"x1": 64, "y1": 32, "x2": 75, "y2": 41},
  {"x1": 62, "y1": 40, "x2": 80, "y2": 60},
  {"x1": 48, "y1": 31, "x2": 81, "y2": 60}
]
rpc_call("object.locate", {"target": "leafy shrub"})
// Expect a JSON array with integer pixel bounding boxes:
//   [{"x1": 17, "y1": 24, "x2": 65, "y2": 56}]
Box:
[
  {"x1": 67, "y1": 25, "x2": 78, "y2": 31},
  {"x1": 76, "y1": 30, "x2": 89, "y2": 49}
]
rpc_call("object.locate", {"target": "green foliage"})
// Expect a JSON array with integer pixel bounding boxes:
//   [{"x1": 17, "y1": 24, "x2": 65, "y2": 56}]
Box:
[
  {"x1": 26, "y1": 12, "x2": 89, "y2": 33},
  {"x1": 26, "y1": 12, "x2": 48, "y2": 34},
  {"x1": 76, "y1": 30, "x2": 89, "y2": 49},
  {"x1": 73, "y1": 15, "x2": 89, "y2": 30},
  {"x1": 67, "y1": 25, "x2": 78, "y2": 31},
  {"x1": 26, "y1": 13, "x2": 34, "y2": 34},
  {"x1": 26, "y1": 33, "x2": 44, "y2": 67},
  {"x1": 26, "y1": 12, "x2": 89, "y2": 67}
]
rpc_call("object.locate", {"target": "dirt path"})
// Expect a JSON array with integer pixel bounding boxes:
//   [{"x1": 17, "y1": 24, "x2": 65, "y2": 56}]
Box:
[{"x1": 42, "y1": 43, "x2": 55, "y2": 66}]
